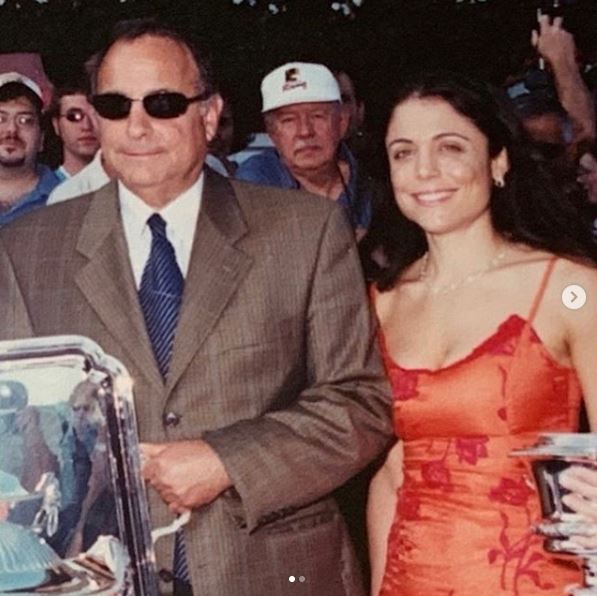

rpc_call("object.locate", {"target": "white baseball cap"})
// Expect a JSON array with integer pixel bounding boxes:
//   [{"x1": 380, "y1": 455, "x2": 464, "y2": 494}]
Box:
[
  {"x1": 261, "y1": 62, "x2": 341, "y2": 113},
  {"x1": 0, "y1": 71, "x2": 43, "y2": 100}
]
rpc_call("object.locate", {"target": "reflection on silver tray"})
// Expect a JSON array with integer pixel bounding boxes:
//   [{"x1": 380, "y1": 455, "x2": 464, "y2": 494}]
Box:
[{"x1": 0, "y1": 336, "x2": 159, "y2": 595}]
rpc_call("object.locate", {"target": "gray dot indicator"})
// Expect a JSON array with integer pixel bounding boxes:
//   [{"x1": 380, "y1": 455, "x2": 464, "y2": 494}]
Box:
[{"x1": 299, "y1": 576, "x2": 306, "y2": 582}]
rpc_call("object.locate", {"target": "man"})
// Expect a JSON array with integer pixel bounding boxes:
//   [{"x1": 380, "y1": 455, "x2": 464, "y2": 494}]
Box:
[
  {"x1": 0, "y1": 19, "x2": 392, "y2": 596},
  {"x1": 205, "y1": 95, "x2": 237, "y2": 177},
  {"x1": 0, "y1": 72, "x2": 60, "y2": 226},
  {"x1": 50, "y1": 87, "x2": 100, "y2": 180},
  {"x1": 335, "y1": 69, "x2": 365, "y2": 144},
  {"x1": 47, "y1": 149, "x2": 111, "y2": 204},
  {"x1": 235, "y1": 62, "x2": 378, "y2": 239}
]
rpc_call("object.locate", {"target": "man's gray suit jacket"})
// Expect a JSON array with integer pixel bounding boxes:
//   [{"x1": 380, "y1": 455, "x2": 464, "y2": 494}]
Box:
[{"x1": 0, "y1": 170, "x2": 393, "y2": 595}]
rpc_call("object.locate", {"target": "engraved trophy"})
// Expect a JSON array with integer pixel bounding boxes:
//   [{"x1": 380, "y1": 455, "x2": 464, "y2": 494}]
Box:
[
  {"x1": 512, "y1": 433, "x2": 597, "y2": 595},
  {"x1": 0, "y1": 335, "x2": 187, "y2": 595}
]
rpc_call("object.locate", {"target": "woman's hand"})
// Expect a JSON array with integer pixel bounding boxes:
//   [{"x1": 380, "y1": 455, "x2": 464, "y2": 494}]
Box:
[{"x1": 557, "y1": 465, "x2": 597, "y2": 548}]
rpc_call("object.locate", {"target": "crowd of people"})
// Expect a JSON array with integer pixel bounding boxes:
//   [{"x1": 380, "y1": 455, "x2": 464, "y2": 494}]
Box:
[{"x1": 0, "y1": 11, "x2": 596, "y2": 596}]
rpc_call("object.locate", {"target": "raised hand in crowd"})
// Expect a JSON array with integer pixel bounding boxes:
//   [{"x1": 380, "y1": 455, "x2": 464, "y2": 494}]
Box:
[{"x1": 532, "y1": 14, "x2": 595, "y2": 146}]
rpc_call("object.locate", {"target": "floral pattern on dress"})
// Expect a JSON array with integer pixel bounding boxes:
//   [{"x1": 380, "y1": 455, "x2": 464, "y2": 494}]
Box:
[
  {"x1": 388, "y1": 367, "x2": 419, "y2": 401},
  {"x1": 455, "y1": 436, "x2": 489, "y2": 465},
  {"x1": 486, "y1": 478, "x2": 555, "y2": 594},
  {"x1": 489, "y1": 477, "x2": 535, "y2": 507}
]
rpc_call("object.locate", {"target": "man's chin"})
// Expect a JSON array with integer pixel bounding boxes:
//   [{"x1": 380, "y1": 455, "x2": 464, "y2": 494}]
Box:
[{"x1": 0, "y1": 157, "x2": 26, "y2": 168}]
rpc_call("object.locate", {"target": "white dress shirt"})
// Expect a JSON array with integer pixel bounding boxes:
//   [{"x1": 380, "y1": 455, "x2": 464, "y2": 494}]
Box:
[
  {"x1": 48, "y1": 151, "x2": 110, "y2": 205},
  {"x1": 119, "y1": 174, "x2": 204, "y2": 288}
]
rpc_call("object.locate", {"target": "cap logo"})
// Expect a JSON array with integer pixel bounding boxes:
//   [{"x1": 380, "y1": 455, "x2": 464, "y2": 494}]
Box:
[{"x1": 282, "y1": 68, "x2": 307, "y2": 92}]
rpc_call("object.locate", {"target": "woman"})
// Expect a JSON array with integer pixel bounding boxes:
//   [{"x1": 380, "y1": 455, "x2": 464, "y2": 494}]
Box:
[{"x1": 365, "y1": 71, "x2": 597, "y2": 595}]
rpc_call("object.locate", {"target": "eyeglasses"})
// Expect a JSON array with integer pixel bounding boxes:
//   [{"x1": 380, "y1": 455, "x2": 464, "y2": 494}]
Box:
[
  {"x1": 90, "y1": 91, "x2": 211, "y2": 120},
  {"x1": 60, "y1": 108, "x2": 90, "y2": 123},
  {"x1": 0, "y1": 112, "x2": 38, "y2": 128}
]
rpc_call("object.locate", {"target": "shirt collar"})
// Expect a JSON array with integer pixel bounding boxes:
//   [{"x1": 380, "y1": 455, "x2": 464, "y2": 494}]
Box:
[{"x1": 118, "y1": 173, "x2": 204, "y2": 240}]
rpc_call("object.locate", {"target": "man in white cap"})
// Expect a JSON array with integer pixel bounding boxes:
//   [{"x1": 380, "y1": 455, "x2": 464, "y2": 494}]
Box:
[
  {"x1": 236, "y1": 62, "x2": 376, "y2": 239},
  {"x1": 0, "y1": 72, "x2": 60, "y2": 226}
]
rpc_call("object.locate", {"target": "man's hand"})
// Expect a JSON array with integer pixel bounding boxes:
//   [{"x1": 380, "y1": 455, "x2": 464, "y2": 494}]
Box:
[
  {"x1": 531, "y1": 14, "x2": 595, "y2": 144},
  {"x1": 531, "y1": 15, "x2": 576, "y2": 71},
  {"x1": 140, "y1": 440, "x2": 232, "y2": 513}
]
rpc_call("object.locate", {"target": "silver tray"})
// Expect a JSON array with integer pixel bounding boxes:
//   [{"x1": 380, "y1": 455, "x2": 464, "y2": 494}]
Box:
[{"x1": 0, "y1": 335, "x2": 160, "y2": 595}]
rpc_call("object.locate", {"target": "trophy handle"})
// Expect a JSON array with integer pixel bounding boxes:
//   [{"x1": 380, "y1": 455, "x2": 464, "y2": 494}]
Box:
[{"x1": 151, "y1": 510, "x2": 191, "y2": 544}]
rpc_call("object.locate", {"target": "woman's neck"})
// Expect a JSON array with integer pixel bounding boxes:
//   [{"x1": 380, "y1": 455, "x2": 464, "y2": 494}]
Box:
[{"x1": 423, "y1": 219, "x2": 509, "y2": 286}]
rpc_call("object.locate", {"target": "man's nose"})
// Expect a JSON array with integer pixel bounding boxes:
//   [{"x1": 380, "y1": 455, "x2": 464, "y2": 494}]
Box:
[
  {"x1": 1, "y1": 118, "x2": 19, "y2": 135},
  {"x1": 126, "y1": 101, "x2": 152, "y2": 138},
  {"x1": 296, "y1": 114, "x2": 315, "y2": 137},
  {"x1": 80, "y1": 113, "x2": 95, "y2": 131}
]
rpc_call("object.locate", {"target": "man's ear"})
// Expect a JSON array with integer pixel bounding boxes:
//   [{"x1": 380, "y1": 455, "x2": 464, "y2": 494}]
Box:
[
  {"x1": 338, "y1": 103, "x2": 350, "y2": 139},
  {"x1": 203, "y1": 93, "x2": 224, "y2": 144},
  {"x1": 51, "y1": 117, "x2": 60, "y2": 137}
]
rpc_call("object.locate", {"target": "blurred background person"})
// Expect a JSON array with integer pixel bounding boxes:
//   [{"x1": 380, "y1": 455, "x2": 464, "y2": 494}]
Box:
[
  {"x1": 236, "y1": 61, "x2": 377, "y2": 239},
  {"x1": 205, "y1": 94, "x2": 237, "y2": 177},
  {"x1": 531, "y1": 14, "x2": 595, "y2": 154},
  {"x1": 364, "y1": 70, "x2": 597, "y2": 596},
  {"x1": 49, "y1": 86, "x2": 99, "y2": 181},
  {"x1": 0, "y1": 72, "x2": 60, "y2": 226}
]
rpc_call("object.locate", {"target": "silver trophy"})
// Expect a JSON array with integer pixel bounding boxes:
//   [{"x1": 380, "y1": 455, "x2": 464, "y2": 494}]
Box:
[
  {"x1": 0, "y1": 335, "x2": 187, "y2": 595},
  {"x1": 512, "y1": 433, "x2": 597, "y2": 595}
]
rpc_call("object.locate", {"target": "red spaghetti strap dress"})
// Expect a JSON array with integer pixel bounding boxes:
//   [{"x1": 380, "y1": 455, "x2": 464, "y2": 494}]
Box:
[{"x1": 377, "y1": 258, "x2": 583, "y2": 595}]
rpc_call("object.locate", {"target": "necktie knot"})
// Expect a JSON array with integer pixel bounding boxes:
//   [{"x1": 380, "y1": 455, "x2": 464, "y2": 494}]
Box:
[{"x1": 147, "y1": 213, "x2": 167, "y2": 239}]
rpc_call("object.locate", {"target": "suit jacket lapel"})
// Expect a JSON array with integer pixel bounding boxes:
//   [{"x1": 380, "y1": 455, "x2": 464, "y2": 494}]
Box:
[
  {"x1": 166, "y1": 170, "x2": 253, "y2": 396},
  {"x1": 74, "y1": 181, "x2": 163, "y2": 388}
]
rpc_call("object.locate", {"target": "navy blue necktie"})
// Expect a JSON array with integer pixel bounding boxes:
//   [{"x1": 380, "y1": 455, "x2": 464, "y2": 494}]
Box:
[{"x1": 138, "y1": 214, "x2": 190, "y2": 586}]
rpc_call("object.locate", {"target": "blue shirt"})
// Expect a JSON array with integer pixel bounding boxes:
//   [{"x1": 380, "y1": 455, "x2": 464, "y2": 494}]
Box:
[
  {"x1": 0, "y1": 165, "x2": 61, "y2": 228},
  {"x1": 235, "y1": 143, "x2": 372, "y2": 231},
  {"x1": 54, "y1": 166, "x2": 69, "y2": 183}
]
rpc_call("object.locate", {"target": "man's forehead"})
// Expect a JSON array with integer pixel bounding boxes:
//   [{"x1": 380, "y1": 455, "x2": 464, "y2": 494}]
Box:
[
  {"x1": 60, "y1": 93, "x2": 88, "y2": 105},
  {"x1": 0, "y1": 97, "x2": 38, "y2": 113},
  {"x1": 99, "y1": 35, "x2": 198, "y2": 77},
  {"x1": 273, "y1": 101, "x2": 338, "y2": 115}
]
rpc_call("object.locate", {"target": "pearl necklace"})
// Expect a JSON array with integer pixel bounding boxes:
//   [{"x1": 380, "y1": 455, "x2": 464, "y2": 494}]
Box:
[{"x1": 418, "y1": 248, "x2": 508, "y2": 296}]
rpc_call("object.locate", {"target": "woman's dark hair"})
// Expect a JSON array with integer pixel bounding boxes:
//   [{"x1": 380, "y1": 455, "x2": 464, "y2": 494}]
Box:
[{"x1": 360, "y1": 70, "x2": 597, "y2": 290}]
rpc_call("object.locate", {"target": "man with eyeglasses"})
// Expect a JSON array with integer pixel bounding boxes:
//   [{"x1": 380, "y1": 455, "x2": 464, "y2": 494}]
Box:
[
  {"x1": 0, "y1": 72, "x2": 60, "y2": 227},
  {"x1": 0, "y1": 18, "x2": 392, "y2": 596},
  {"x1": 50, "y1": 87, "x2": 99, "y2": 180}
]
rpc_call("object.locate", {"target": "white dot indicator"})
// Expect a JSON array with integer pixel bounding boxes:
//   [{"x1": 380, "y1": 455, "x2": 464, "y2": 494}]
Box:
[
  {"x1": 288, "y1": 576, "x2": 296, "y2": 583},
  {"x1": 562, "y1": 284, "x2": 587, "y2": 310}
]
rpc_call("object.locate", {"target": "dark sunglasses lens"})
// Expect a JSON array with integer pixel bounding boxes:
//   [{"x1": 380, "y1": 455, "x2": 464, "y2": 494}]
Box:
[
  {"x1": 65, "y1": 109, "x2": 85, "y2": 123},
  {"x1": 91, "y1": 94, "x2": 131, "y2": 120},
  {"x1": 144, "y1": 93, "x2": 189, "y2": 119}
]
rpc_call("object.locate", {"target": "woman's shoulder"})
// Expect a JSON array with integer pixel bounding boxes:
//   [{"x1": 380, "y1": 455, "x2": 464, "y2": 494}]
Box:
[
  {"x1": 528, "y1": 252, "x2": 597, "y2": 336},
  {"x1": 506, "y1": 246, "x2": 597, "y2": 278}
]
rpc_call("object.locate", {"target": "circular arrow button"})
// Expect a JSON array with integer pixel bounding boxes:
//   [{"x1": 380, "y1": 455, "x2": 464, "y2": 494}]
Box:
[{"x1": 562, "y1": 285, "x2": 587, "y2": 310}]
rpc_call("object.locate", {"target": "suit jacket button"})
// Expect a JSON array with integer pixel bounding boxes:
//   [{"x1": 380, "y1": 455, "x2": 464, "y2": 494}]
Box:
[
  {"x1": 159, "y1": 568, "x2": 174, "y2": 583},
  {"x1": 163, "y1": 411, "x2": 181, "y2": 427}
]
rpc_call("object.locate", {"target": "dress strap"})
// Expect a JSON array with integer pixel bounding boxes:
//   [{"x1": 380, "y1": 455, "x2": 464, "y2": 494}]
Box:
[{"x1": 527, "y1": 257, "x2": 558, "y2": 324}]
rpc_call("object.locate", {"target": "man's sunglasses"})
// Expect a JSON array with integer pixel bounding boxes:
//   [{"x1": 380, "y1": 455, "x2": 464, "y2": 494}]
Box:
[{"x1": 90, "y1": 91, "x2": 211, "y2": 120}]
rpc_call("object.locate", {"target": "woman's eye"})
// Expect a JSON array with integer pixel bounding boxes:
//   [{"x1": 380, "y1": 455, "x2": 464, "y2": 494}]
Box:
[
  {"x1": 441, "y1": 142, "x2": 464, "y2": 154},
  {"x1": 391, "y1": 149, "x2": 412, "y2": 161}
]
